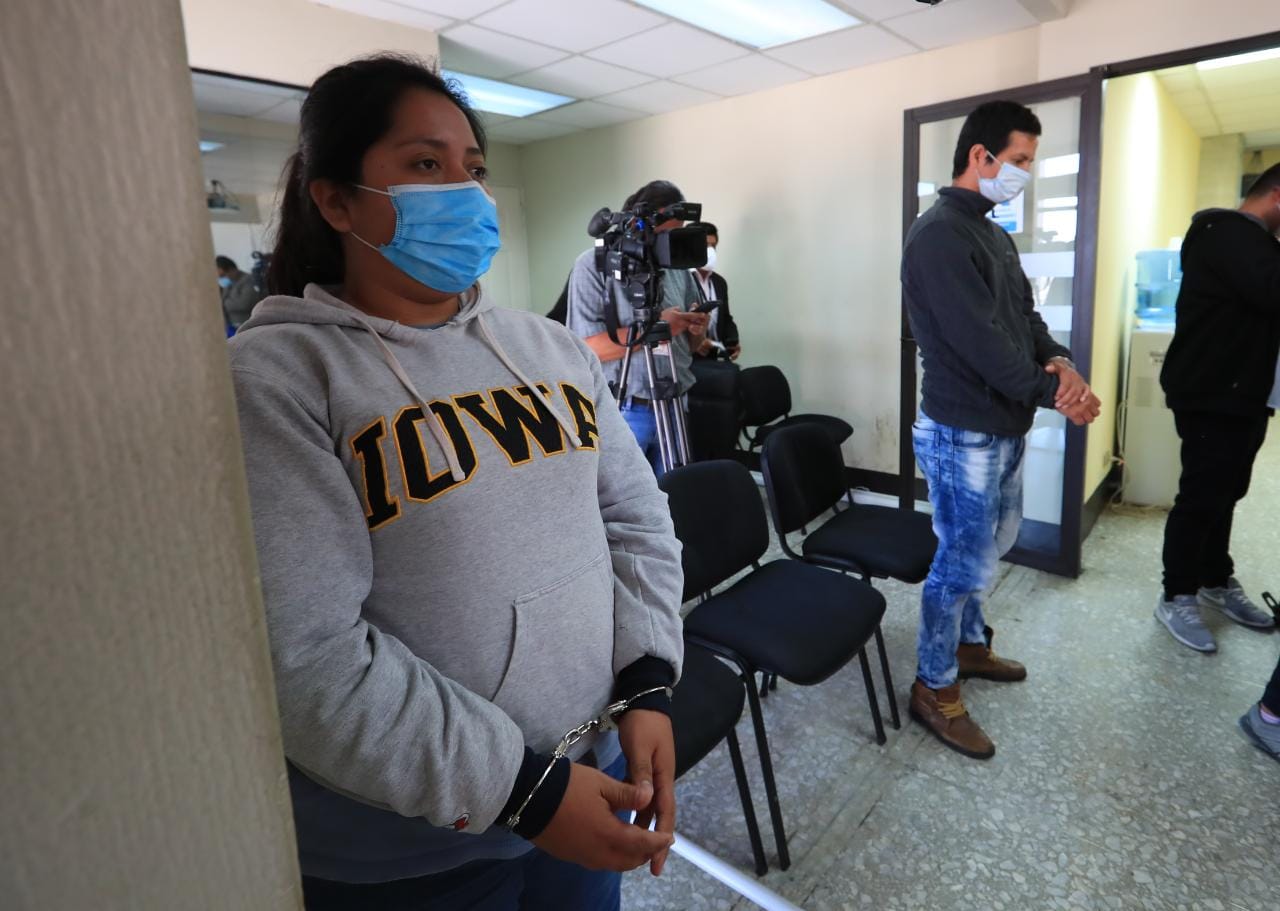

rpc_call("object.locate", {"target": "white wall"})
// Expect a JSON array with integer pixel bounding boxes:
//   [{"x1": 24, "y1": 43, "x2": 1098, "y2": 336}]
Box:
[
  {"x1": 1, "y1": 0, "x2": 300, "y2": 907},
  {"x1": 181, "y1": 0, "x2": 440, "y2": 86},
  {"x1": 514, "y1": 0, "x2": 1280, "y2": 477}
]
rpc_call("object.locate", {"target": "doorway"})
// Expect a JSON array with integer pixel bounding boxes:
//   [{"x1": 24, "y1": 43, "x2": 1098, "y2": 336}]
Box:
[{"x1": 899, "y1": 30, "x2": 1280, "y2": 579}]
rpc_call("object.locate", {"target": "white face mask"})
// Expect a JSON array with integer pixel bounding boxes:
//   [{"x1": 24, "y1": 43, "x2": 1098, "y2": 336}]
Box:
[
  {"x1": 978, "y1": 152, "x2": 1031, "y2": 204},
  {"x1": 702, "y1": 245, "x2": 718, "y2": 273}
]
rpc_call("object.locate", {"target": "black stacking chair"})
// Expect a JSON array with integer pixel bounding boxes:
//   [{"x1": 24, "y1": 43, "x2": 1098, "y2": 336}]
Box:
[
  {"x1": 669, "y1": 643, "x2": 768, "y2": 875},
  {"x1": 760, "y1": 423, "x2": 938, "y2": 729},
  {"x1": 739, "y1": 365, "x2": 852, "y2": 451},
  {"x1": 659, "y1": 460, "x2": 889, "y2": 870}
]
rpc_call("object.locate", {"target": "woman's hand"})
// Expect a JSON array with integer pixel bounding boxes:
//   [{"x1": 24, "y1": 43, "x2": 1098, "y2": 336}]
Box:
[
  {"x1": 531, "y1": 763, "x2": 673, "y2": 872},
  {"x1": 617, "y1": 709, "x2": 677, "y2": 876}
]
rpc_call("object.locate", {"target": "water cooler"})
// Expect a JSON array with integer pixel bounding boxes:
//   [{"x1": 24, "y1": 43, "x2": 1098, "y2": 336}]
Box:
[{"x1": 1121, "y1": 250, "x2": 1181, "y2": 506}]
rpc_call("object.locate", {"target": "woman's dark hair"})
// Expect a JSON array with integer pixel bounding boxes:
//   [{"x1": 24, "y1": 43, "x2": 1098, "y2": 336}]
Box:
[
  {"x1": 691, "y1": 221, "x2": 718, "y2": 238},
  {"x1": 623, "y1": 180, "x2": 684, "y2": 212},
  {"x1": 951, "y1": 100, "x2": 1041, "y2": 178},
  {"x1": 268, "y1": 54, "x2": 487, "y2": 297}
]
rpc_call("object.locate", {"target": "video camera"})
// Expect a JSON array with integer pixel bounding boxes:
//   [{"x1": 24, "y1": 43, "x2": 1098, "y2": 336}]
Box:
[{"x1": 587, "y1": 200, "x2": 708, "y2": 317}]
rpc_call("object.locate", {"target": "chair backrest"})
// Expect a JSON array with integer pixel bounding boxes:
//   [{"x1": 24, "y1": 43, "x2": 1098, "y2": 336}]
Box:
[
  {"x1": 659, "y1": 460, "x2": 770, "y2": 600},
  {"x1": 761, "y1": 423, "x2": 846, "y2": 534},
  {"x1": 738, "y1": 365, "x2": 792, "y2": 428},
  {"x1": 688, "y1": 360, "x2": 743, "y2": 461}
]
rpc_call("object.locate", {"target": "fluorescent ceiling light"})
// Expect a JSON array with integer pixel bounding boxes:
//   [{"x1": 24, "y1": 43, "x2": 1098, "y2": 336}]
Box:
[
  {"x1": 917, "y1": 181, "x2": 937, "y2": 197},
  {"x1": 1196, "y1": 46, "x2": 1280, "y2": 71},
  {"x1": 199, "y1": 140, "x2": 225, "y2": 153},
  {"x1": 443, "y1": 69, "x2": 572, "y2": 118},
  {"x1": 1038, "y1": 196, "x2": 1078, "y2": 210},
  {"x1": 633, "y1": 0, "x2": 860, "y2": 50},
  {"x1": 1039, "y1": 153, "x2": 1079, "y2": 178}
]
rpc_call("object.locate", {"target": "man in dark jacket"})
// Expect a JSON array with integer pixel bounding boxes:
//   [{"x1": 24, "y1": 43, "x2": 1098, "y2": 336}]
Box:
[
  {"x1": 902, "y1": 100, "x2": 1100, "y2": 760},
  {"x1": 689, "y1": 223, "x2": 741, "y2": 361},
  {"x1": 1155, "y1": 164, "x2": 1280, "y2": 653}
]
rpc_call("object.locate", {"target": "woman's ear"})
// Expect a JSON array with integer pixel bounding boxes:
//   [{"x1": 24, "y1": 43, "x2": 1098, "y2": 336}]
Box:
[{"x1": 310, "y1": 179, "x2": 354, "y2": 233}]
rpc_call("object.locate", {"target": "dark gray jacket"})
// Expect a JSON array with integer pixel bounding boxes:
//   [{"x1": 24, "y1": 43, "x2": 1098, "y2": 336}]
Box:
[{"x1": 903, "y1": 187, "x2": 1070, "y2": 437}]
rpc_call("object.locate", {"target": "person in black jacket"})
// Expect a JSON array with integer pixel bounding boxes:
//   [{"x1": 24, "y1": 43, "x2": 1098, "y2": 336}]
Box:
[
  {"x1": 689, "y1": 223, "x2": 740, "y2": 361},
  {"x1": 902, "y1": 101, "x2": 1100, "y2": 761},
  {"x1": 1155, "y1": 164, "x2": 1280, "y2": 653}
]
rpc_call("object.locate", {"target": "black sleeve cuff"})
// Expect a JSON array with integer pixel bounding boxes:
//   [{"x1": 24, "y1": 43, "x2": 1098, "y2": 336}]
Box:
[
  {"x1": 497, "y1": 747, "x2": 570, "y2": 840},
  {"x1": 613, "y1": 655, "x2": 676, "y2": 718}
]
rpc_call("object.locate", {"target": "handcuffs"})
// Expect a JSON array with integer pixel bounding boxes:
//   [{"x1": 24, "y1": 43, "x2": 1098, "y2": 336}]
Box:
[{"x1": 503, "y1": 685, "x2": 672, "y2": 832}]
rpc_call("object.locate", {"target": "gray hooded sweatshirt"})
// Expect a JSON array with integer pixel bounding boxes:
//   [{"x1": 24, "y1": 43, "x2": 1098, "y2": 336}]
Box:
[{"x1": 228, "y1": 284, "x2": 684, "y2": 882}]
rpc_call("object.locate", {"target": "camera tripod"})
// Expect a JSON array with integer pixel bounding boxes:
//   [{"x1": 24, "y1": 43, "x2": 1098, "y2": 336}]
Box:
[{"x1": 615, "y1": 312, "x2": 692, "y2": 474}]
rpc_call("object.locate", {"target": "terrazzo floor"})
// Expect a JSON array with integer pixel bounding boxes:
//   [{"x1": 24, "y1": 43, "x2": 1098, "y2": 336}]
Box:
[{"x1": 623, "y1": 427, "x2": 1280, "y2": 911}]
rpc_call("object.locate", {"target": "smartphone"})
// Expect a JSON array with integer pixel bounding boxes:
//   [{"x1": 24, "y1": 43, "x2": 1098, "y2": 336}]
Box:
[{"x1": 692, "y1": 301, "x2": 720, "y2": 315}]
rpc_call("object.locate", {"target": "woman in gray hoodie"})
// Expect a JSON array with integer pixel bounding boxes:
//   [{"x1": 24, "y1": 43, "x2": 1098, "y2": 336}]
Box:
[{"x1": 229, "y1": 55, "x2": 684, "y2": 910}]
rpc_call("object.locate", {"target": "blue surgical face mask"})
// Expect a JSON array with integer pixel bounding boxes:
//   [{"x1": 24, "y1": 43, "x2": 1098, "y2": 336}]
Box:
[
  {"x1": 978, "y1": 152, "x2": 1031, "y2": 204},
  {"x1": 217, "y1": 275, "x2": 233, "y2": 288},
  {"x1": 351, "y1": 180, "x2": 500, "y2": 294}
]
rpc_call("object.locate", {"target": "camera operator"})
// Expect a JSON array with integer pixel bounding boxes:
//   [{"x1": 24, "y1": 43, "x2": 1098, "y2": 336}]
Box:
[
  {"x1": 688, "y1": 223, "x2": 740, "y2": 361},
  {"x1": 566, "y1": 180, "x2": 708, "y2": 471}
]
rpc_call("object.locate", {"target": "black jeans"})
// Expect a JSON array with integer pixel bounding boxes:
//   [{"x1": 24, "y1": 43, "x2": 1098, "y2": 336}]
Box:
[
  {"x1": 1161, "y1": 410, "x2": 1269, "y2": 599},
  {"x1": 1264, "y1": 654, "x2": 1280, "y2": 714}
]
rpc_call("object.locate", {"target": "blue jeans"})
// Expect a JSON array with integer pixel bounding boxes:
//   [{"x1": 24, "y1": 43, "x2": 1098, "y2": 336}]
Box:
[
  {"x1": 621, "y1": 401, "x2": 664, "y2": 476},
  {"x1": 302, "y1": 755, "x2": 627, "y2": 911},
  {"x1": 912, "y1": 412, "x2": 1025, "y2": 690}
]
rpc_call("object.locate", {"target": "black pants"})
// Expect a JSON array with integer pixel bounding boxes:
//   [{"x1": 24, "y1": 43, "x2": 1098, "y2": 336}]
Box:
[
  {"x1": 1265, "y1": 654, "x2": 1280, "y2": 713},
  {"x1": 1161, "y1": 410, "x2": 1269, "y2": 599}
]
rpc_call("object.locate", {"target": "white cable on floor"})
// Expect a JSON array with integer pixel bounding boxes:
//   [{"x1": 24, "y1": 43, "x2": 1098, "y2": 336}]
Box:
[{"x1": 669, "y1": 833, "x2": 806, "y2": 911}]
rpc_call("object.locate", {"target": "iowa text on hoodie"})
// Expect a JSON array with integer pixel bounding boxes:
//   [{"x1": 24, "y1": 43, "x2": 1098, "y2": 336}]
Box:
[{"x1": 228, "y1": 284, "x2": 684, "y2": 881}]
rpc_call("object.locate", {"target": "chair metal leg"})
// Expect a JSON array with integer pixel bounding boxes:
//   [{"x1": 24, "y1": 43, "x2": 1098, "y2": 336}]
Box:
[
  {"x1": 857, "y1": 647, "x2": 887, "y2": 746},
  {"x1": 873, "y1": 625, "x2": 901, "y2": 730},
  {"x1": 758, "y1": 671, "x2": 770, "y2": 699},
  {"x1": 744, "y1": 670, "x2": 791, "y2": 870},
  {"x1": 725, "y1": 729, "x2": 769, "y2": 876}
]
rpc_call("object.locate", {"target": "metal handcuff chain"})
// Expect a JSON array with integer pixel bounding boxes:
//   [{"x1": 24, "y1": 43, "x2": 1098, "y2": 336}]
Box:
[{"x1": 503, "y1": 685, "x2": 672, "y2": 831}]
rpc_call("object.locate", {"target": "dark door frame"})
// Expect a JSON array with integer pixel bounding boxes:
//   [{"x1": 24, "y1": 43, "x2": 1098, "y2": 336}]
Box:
[
  {"x1": 899, "y1": 74, "x2": 1102, "y2": 578},
  {"x1": 898, "y1": 27, "x2": 1280, "y2": 578}
]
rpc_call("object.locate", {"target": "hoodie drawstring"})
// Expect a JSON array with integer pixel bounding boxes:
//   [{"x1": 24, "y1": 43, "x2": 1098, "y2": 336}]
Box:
[
  {"x1": 476, "y1": 313, "x2": 585, "y2": 450},
  {"x1": 347, "y1": 312, "x2": 467, "y2": 483}
]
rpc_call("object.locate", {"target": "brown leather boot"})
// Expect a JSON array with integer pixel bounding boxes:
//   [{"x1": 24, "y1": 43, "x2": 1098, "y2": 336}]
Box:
[
  {"x1": 957, "y1": 629, "x2": 1026, "y2": 682},
  {"x1": 909, "y1": 681, "x2": 995, "y2": 759}
]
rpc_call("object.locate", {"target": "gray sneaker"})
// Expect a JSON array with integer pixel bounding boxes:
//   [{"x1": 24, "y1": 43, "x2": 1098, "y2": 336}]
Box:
[
  {"x1": 1198, "y1": 578, "x2": 1276, "y2": 629},
  {"x1": 1238, "y1": 703, "x2": 1280, "y2": 762},
  {"x1": 1155, "y1": 594, "x2": 1217, "y2": 652}
]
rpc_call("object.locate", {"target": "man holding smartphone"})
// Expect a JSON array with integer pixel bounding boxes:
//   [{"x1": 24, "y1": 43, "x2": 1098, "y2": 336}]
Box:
[{"x1": 567, "y1": 180, "x2": 709, "y2": 472}]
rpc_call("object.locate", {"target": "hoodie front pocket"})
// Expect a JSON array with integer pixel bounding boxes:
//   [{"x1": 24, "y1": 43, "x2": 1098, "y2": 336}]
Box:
[{"x1": 492, "y1": 552, "x2": 616, "y2": 754}]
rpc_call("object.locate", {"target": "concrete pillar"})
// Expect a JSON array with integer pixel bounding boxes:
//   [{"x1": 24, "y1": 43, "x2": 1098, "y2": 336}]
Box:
[{"x1": 0, "y1": 1, "x2": 301, "y2": 908}]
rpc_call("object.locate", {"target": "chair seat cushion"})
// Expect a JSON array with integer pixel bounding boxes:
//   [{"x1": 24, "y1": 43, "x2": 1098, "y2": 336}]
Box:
[
  {"x1": 670, "y1": 645, "x2": 745, "y2": 779},
  {"x1": 802, "y1": 505, "x2": 937, "y2": 584},
  {"x1": 683, "y1": 560, "x2": 885, "y2": 686},
  {"x1": 756, "y1": 414, "x2": 852, "y2": 446}
]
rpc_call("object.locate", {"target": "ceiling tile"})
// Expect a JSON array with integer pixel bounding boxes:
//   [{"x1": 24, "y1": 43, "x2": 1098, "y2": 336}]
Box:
[
  {"x1": 674, "y1": 54, "x2": 807, "y2": 96},
  {"x1": 585, "y1": 22, "x2": 750, "y2": 78},
  {"x1": 883, "y1": 0, "x2": 1038, "y2": 51},
  {"x1": 311, "y1": 0, "x2": 452, "y2": 31},
  {"x1": 478, "y1": 112, "x2": 518, "y2": 127},
  {"x1": 834, "y1": 0, "x2": 926, "y2": 22},
  {"x1": 474, "y1": 0, "x2": 665, "y2": 53},
  {"x1": 534, "y1": 100, "x2": 646, "y2": 128},
  {"x1": 393, "y1": 0, "x2": 508, "y2": 16},
  {"x1": 256, "y1": 97, "x2": 304, "y2": 125},
  {"x1": 439, "y1": 24, "x2": 569, "y2": 78},
  {"x1": 514, "y1": 56, "x2": 651, "y2": 97},
  {"x1": 485, "y1": 118, "x2": 582, "y2": 144},
  {"x1": 192, "y1": 73, "x2": 296, "y2": 118},
  {"x1": 766, "y1": 24, "x2": 916, "y2": 75},
  {"x1": 597, "y1": 80, "x2": 722, "y2": 114}
]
